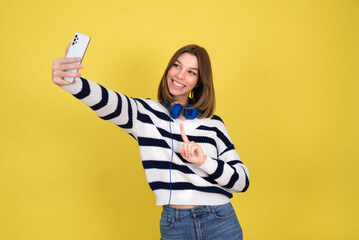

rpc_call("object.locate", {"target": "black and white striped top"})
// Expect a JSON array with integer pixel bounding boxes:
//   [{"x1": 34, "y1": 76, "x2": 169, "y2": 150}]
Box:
[{"x1": 62, "y1": 77, "x2": 249, "y2": 206}]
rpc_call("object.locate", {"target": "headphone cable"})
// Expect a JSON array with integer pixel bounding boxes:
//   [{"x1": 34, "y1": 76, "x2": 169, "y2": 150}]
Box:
[{"x1": 167, "y1": 115, "x2": 174, "y2": 223}]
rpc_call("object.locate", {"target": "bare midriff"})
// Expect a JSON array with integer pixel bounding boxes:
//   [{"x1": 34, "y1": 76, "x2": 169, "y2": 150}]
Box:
[{"x1": 170, "y1": 205, "x2": 198, "y2": 209}]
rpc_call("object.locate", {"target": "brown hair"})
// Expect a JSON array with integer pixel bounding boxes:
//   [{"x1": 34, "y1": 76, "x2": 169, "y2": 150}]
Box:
[{"x1": 157, "y1": 44, "x2": 215, "y2": 118}]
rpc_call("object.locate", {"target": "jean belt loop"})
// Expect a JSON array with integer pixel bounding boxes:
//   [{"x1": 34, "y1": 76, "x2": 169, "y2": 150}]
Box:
[
  {"x1": 210, "y1": 205, "x2": 215, "y2": 214},
  {"x1": 175, "y1": 208, "x2": 179, "y2": 221}
]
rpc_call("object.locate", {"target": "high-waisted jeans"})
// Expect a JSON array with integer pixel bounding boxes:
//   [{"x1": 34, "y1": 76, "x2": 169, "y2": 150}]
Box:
[{"x1": 160, "y1": 202, "x2": 243, "y2": 240}]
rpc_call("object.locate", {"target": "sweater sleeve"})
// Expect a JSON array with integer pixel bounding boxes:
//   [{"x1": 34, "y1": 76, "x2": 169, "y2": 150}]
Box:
[
  {"x1": 198, "y1": 119, "x2": 250, "y2": 193},
  {"x1": 61, "y1": 77, "x2": 138, "y2": 139}
]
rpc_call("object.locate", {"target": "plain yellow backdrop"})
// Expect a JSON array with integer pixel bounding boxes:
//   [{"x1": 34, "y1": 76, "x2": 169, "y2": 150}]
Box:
[{"x1": 0, "y1": 0, "x2": 358, "y2": 239}]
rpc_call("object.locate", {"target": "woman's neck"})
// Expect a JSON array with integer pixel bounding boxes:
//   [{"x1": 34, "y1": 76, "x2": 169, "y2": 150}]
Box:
[
  {"x1": 177, "y1": 114, "x2": 187, "y2": 121},
  {"x1": 173, "y1": 96, "x2": 189, "y2": 107}
]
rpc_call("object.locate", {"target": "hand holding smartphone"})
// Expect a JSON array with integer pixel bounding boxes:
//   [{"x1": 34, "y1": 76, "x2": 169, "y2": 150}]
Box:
[{"x1": 64, "y1": 32, "x2": 91, "y2": 83}]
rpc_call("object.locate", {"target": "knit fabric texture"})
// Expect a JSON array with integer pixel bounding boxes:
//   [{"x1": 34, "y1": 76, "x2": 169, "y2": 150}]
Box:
[{"x1": 61, "y1": 77, "x2": 250, "y2": 206}]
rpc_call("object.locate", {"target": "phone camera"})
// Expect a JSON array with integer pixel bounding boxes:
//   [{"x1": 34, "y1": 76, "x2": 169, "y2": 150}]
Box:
[
  {"x1": 72, "y1": 42, "x2": 75, "y2": 45},
  {"x1": 75, "y1": 35, "x2": 78, "y2": 38}
]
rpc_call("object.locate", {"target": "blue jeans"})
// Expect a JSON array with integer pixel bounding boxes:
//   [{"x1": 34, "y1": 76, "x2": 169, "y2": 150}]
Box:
[{"x1": 160, "y1": 202, "x2": 243, "y2": 240}]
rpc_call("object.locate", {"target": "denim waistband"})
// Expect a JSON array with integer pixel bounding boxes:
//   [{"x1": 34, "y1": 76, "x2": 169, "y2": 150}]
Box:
[{"x1": 163, "y1": 203, "x2": 232, "y2": 220}]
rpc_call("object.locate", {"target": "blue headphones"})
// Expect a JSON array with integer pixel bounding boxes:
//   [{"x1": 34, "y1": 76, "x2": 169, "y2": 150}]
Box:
[{"x1": 163, "y1": 100, "x2": 199, "y2": 120}]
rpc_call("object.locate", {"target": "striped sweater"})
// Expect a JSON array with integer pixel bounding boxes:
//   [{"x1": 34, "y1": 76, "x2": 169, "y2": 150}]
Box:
[{"x1": 61, "y1": 77, "x2": 249, "y2": 206}]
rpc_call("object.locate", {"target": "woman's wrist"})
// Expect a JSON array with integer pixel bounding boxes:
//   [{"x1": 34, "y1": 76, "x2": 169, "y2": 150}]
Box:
[{"x1": 197, "y1": 155, "x2": 207, "y2": 166}]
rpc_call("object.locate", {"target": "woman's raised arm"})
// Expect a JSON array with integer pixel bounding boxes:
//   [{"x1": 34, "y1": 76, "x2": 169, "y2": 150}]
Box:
[{"x1": 52, "y1": 44, "x2": 139, "y2": 139}]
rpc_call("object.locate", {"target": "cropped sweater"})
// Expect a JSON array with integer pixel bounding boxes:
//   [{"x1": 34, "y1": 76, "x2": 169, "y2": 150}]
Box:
[{"x1": 61, "y1": 77, "x2": 250, "y2": 206}]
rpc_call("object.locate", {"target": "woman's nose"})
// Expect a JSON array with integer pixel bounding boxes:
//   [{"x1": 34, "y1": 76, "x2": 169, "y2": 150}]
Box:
[{"x1": 176, "y1": 69, "x2": 185, "y2": 79}]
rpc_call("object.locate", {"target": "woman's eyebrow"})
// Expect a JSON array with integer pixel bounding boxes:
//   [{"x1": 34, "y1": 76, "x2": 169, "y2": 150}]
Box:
[{"x1": 175, "y1": 60, "x2": 198, "y2": 71}]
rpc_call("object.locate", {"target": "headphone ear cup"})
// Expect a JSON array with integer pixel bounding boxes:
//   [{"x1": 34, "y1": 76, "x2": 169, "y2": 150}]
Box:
[
  {"x1": 184, "y1": 104, "x2": 199, "y2": 120},
  {"x1": 169, "y1": 103, "x2": 183, "y2": 119}
]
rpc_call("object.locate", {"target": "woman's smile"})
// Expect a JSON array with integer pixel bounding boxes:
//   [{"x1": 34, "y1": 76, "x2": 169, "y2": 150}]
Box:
[{"x1": 171, "y1": 79, "x2": 185, "y2": 89}]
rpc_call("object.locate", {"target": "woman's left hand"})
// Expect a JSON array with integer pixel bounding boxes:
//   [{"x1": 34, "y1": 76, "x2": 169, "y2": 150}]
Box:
[{"x1": 179, "y1": 124, "x2": 206, "y2": 166}]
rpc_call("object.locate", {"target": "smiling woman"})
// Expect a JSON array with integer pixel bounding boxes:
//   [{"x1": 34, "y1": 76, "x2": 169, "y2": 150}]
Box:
[
  {"x1": 52, "y1": 43, "x2": 249, "y2": 240},
  {"x1": 158, "y1": 44, "x2": 216, "y2": 119}
]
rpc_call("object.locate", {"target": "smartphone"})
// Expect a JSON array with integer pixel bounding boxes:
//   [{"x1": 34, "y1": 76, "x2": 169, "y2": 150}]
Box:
[{"x1": 64, "y1": 32, "x2": 91, "y2": 83}]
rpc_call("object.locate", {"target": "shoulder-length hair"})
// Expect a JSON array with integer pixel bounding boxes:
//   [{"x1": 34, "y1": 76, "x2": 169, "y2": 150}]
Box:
[{"x1": 157, "y1": 44, "x2": 215, "y2": 118}]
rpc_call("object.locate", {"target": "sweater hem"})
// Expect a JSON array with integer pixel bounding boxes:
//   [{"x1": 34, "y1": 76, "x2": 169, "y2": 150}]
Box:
[{"x1": 154, "y1": 190, "x2": 231, "y2": 206}]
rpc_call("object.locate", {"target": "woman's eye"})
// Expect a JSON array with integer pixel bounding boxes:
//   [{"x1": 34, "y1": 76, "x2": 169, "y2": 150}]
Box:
[
  {"x1": 189, "y1": 71, "x2": 197, "y2": 76},
  {"x1": 174, "y1": 63, "x2": 180, "y2": 68}
]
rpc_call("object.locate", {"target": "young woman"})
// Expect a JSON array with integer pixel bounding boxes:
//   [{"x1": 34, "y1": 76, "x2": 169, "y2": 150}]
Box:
[{"x1": 52, "y1": 44, "x2": 250, "y2": 239}]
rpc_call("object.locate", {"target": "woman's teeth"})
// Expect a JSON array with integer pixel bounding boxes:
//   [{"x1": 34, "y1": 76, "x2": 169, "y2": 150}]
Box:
[{"x1": 173, "y1": 80, "x2": 185, "y2": 88}]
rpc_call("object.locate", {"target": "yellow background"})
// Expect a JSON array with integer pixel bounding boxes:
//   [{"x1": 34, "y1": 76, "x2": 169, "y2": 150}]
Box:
[{"x1": 0, "y1": 0, "x2": 358, "y2": 239}]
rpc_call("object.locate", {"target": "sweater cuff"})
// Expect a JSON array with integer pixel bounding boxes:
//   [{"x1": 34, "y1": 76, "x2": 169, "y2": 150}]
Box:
[
  {"x1": 60, "y1": 77, "x2": 83, "y2": 94},
  {"x1": 198, "y1": 156, "x2": 218, "y2": 175}
]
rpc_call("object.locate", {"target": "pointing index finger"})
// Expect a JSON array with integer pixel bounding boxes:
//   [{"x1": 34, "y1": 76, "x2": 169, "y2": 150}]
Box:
[{"x1": 180, "y1": 124, "x2": 189, "y2": 143}]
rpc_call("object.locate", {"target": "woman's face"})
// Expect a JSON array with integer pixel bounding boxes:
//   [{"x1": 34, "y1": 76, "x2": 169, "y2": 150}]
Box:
[{"x1": 166, "y1": 52, "x2": 199, "y2": 105}]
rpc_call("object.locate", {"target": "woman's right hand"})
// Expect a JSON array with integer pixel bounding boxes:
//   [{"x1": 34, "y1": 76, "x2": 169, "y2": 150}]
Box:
[{"x1": 52, "y1": 43, "x2": 83, "y2": 87}]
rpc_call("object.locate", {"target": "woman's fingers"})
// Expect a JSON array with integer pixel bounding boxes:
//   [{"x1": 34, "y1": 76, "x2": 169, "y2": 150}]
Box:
[
  {"x1": 53, "y1": 70, "x2": 81, "y2": 78},
  {"x1": 180, "y1": 124, "x2": 206, "y2": 165},
  {"x1": 181, "y1": 141, "x2": 197, "y2": 159},
  {"x1": 179, "y1": 148, "x2": 186, "y2": 159},
  {"x1": 180, "y1": 143, "x2": 189, "y2": 159},
  {"x1": 53, "y1": 57, "x2": 81, "y2": 65},
  {"x1": 189, "y1": 142, "x2": 197, "y2": 158},
  {"x1": 185, "y1": 142, "x2": 191, "y2": 157},
  {"x1": 179, "y1": 124, "x2": 207, "y2": 166},
  {"x1": 52, "y1": 54, "x2": 83, "y2": 87},
  {"x1": 52, "y1": 63, "x2": 83, "y2": 71},
  {"x1": 180, "y1": 124, "x2": 195, "y2": 158},
  {"x1": 52, "y1": 44, "x2": 83, "y2": 87},
  {"x1": 52, "y1": 69, "x2": 81, "y2": 87},
  {"x1": 180, "y1": 140, "x2": 206, "y2": 166},
  {"x1": 180, "y1": 124, "x2": 189, "y2": 143}
]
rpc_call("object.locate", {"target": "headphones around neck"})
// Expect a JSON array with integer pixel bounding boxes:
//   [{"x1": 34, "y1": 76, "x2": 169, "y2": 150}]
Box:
[{"x1": 163, "y1": 100, "x2": 199, "y2": 120}]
